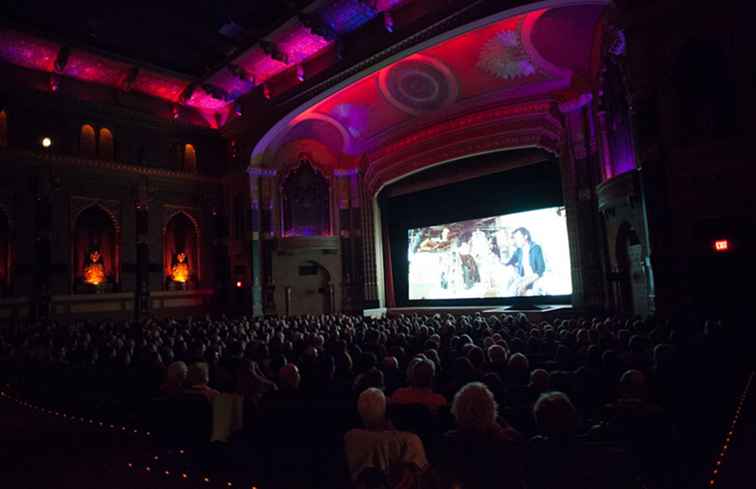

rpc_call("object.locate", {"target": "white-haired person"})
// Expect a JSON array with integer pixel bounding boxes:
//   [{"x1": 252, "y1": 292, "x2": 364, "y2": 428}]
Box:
[
  {"x1": 344, "y1": 388, "x2": 428, "y2": 485},
  {"x1": 435, "y1": 382, "x2": 525, "y2": 489}
]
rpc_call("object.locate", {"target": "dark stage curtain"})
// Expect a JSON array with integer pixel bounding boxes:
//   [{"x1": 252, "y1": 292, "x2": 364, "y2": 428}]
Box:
[{"x1": 382, "y1": 214, "x2": 396, "y2": 308}]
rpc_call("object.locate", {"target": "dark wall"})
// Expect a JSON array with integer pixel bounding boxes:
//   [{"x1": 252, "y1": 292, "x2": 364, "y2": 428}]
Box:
[{"x1": 383, "y1": 156, "x2": 564, "y2": 307}]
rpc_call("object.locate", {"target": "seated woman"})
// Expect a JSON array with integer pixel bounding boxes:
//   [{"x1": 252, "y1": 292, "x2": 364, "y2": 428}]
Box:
[
  {"x1": 435, "y1": 382, "x2": 525, "y2": 489},
  {"x1": 184, "y1": 362, "x2": 220, "y2": 401}
]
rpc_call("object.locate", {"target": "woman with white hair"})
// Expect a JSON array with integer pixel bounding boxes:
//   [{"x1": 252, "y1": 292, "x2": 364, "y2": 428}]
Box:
[
  {"x1": 435, "y1": 382, "x2": 525, "y2": 489},
  {"x1": 344, "y1": 388, "x2": 428, "y2": 485}
]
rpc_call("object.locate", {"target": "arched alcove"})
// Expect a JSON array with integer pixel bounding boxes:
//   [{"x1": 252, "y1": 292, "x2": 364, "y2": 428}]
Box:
[
  {"x1": 0, "y1": 208, "x2": 11, "y2": 296},
  {"x1": 164, "y1": 212, "x2": 199, "y2": 289},
  {"x1": 74, "y1": 205, "x2": 118, "y2": 292},
  {"x1": 281, "y1": 156, "x2": 331, "y2": 237},
  {"x1": 183, "y1": 144, "x2": 197, "y2": 173},
  {"x1": 98, "y1": 127, "x2": 114, "y2": 160},
  {"x1": 289, "y1": 260, "x2": 332, "y2": 315},
  {"x1": 80, "y1": 124, "x2": 96, "y2": 158}
]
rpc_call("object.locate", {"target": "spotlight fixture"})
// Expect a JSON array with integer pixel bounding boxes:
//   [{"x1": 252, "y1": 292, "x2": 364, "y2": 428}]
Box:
[
  {"x1": 296, "y1": 64, "x2": 305, "y2": 82},
  {"x1": 49, "y1": 74, "x2": 61, "y2": 93},
  {"x1": 171, "y1": 105, "x2": 180, "y2": 120},
  {"x1": 384, "y1": 12, "x2": 395, "y2": 33},
  {"x1": 262, "y1": 84, "x2": 272, "y2": 100},
  {"x1": 233, "y1": 102, "x2": 243, "y2": 118}
]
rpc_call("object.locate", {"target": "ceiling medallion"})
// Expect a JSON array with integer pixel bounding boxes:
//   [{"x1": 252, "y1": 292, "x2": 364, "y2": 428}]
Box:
[
  {"x1": 478, "y1": 29, "x2": 536, "y2": 80},
  {"x1": 378, "y1": 55, "x2": 458, "y2": 115}
]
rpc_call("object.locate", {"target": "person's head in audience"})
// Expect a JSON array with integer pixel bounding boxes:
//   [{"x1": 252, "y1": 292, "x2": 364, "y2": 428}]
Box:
[
  {"x1": 186, "y1": 362, "x2": 211, "y2": 387},
  {"x1": 357, "y1": 387, "x2": 389, "y2": 430},
  {"x1": 487, "y1": 344, "x2": 508, "y2": 369},
  {"x1": 412, "y1": 359, "x2": 436, "y2": 390},
  {"x1": 529, "y1": 369, "x2": 550, "y2": 393},
  {"x1": 507, "y1": 352, "x2": 530, "y2": 384},
  {"x1": 451, "y1": 382, "x2": 499, "y2": 433},
  {"x1": 163, "y1": 361, "x2": 188, "y2": 390},
  {"x1": 278, "y1": 363, "x2": 301, "y2": 391},
  {"x1": 533, "y1": 391, "x2": 577, "y2": 438},
  {"x1": 383, "y1": 356, "x2": 399, "y2": 371},
  {"x1": 653, "y1": 344, "x2": 675, "y2": 371},
  {"x1": 618, "y1": 369, "x2": 647, "y2": 401}
]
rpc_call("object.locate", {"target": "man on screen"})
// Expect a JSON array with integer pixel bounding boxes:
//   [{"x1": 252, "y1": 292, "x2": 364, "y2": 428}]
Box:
[{"x1": 505, "y1": 227, "x2": 545, "y2": 296}]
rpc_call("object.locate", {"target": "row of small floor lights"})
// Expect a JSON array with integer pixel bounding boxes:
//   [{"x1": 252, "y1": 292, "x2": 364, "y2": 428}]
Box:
[
  {"x1": 0, "y1": 387, "x2": 255, "y2": 489},
  {"x1": 0, "y1": 388, "x2": 152, "y2": 437},
  {"x1": 125, "y1": 456, "x2": 254, "y2": 488},
  {"x1": 709, "y1": 371, "x2": 753, "y2": 487}
]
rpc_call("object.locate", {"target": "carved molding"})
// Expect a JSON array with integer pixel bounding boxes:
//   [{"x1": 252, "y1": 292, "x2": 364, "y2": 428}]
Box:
[
  {"x1": 71, "y1": 196, "x2": 121, "y2": 233},
  {"x1": 364, "y1": 100, "x2": 563, "y2": 196},
  {"x1": 162, "y1": 205, "x2": 201, "y2": 237},
  {"x1": 0, "y1": 149, "x2": 221, "y2": 184}
]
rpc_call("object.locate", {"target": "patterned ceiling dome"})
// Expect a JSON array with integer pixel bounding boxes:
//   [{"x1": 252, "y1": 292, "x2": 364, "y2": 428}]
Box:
[{"x1": 378, "y1": 55, "x2": 458, "y2": 115}]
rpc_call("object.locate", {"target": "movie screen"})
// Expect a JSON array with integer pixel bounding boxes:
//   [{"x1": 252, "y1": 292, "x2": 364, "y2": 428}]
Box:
[{"x1": 408, "y1": 207, "x2": 572, "y2": 300}]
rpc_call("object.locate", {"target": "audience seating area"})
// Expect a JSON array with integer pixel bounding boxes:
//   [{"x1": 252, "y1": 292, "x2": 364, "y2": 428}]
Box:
[{"x1": 0, "y1": 312, "x2": 748, "y2": 489}]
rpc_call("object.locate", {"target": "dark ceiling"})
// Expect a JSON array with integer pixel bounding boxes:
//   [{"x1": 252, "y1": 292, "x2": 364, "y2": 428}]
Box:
[{"x1": 0, "y1": 0, "x2": 314, "y2": 77}]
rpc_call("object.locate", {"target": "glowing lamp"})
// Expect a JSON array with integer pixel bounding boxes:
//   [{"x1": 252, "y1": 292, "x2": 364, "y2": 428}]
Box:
[
  {"x1": 41, "y1": 137, "x2": 52, "y2": 148},
  {"x1": 713, "y1": 239, "x2": 730, "y2": 252},
  {"x1": 236, "y1": 280, "x2": 243, "y2": 288},
  {"x1": 171, "y1": 252, "x2": 190, "y2": 283},
  {"x1": 262, "y1": 84, "x2": 272, "y2": 100},
  {"x1": 296, "y1": 64, "x2": 305, "y2": 82}
]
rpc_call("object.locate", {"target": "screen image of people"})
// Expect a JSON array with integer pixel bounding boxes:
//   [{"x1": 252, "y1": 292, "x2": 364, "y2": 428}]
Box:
[{"x1": 408, "y1": 207, "x2": 572, "y2": 300}]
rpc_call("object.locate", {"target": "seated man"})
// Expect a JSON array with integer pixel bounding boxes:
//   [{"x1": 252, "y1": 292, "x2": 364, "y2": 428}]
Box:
[
  {"x1": 390, "y1": 359, "x2": 447, "y2": 411},
  {"x1": 344, "y1": 388, "x2": 428, "y2": 483},
  {"x1": 184, "y1": 362, "x2": 220, "y2": 401}
]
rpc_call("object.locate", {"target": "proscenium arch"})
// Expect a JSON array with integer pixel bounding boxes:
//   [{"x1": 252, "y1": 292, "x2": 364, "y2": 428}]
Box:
[{"x1": 249, "y1": 0, "x2": 608, "y2": 169}]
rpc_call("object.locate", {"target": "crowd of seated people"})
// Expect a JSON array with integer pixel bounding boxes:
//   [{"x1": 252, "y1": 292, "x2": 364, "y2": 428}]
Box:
[{"x1": 0, "y1": 312, "x2": 741, "y2": 488}]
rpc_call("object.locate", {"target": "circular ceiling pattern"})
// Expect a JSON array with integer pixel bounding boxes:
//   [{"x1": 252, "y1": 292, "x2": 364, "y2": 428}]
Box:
[{"x1": 378, "y1": 54, "x2": 458, "y2": 115}]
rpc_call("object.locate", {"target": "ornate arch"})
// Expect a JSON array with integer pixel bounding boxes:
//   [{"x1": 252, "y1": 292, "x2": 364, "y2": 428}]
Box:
[
  {"x1": 72, "y1": 201, "x2": 121, "y2": 234},
  {"x1": 71, "y1": 202, "x2": 121, "y2": 290},
  {"x1": 364, "y1": 99, "x2": 563, "y2": 196}
]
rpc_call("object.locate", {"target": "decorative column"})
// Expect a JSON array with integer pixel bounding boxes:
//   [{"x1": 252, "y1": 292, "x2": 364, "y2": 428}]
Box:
[
  {"x1": 559, "y1": 94, "x2": 606, "y2": 311},
  {"x1": 248, "y1": 167, "x2": 276, "y2": 316},
  {"x1": 32, "y1": 164, "x2": 55, "y2": 319},
  {"x1": 360, "y1": 174, "x2": 379, "y2": 309},
  {"x1": 335, "y1": 168, "x2": 362, "y2": 312},
  {"x1": 134, "y1": 177, "x2": 151, "y2": 319}
]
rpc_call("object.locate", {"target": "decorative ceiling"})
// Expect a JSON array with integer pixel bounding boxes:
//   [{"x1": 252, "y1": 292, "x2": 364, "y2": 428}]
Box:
[
  {"x1": 0, "y1": 0, "x2": 418, "y2": 127},
  {"x1": 256, "y1": 2, "x2": 607, "y2": 170}
]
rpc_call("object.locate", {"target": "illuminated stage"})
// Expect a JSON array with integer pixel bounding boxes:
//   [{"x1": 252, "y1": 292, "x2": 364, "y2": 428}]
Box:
[{"x1": 365, "y1": 304, "x2": 574, "y2": 322}]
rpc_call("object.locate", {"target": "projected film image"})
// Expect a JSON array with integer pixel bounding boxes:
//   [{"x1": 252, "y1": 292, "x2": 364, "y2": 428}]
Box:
[{"x1": 408, "y1": 207, "x2": 572, "y2": 300}]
